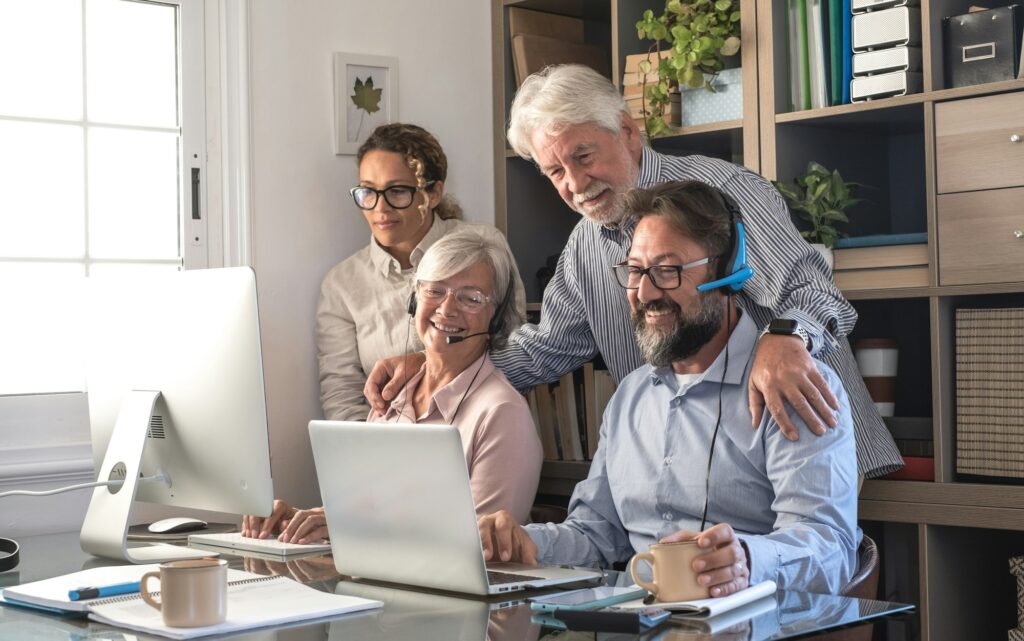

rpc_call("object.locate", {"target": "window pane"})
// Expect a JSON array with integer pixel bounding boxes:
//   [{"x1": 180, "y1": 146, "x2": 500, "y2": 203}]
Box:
[
  {"x1": 0, "y1": 0, "x2": 82, "y2": 121},
  {"x1": 0, "y1": 263, "x2": 86, "y2": 394},
  {"x1": 86, "y1": 0, "x2": 178, "y2": 128},
  {"x1": 0, "y1": 120, "x2": 85, "y2": 258},
  {"x1": 89, "y1": 262, "x2": 181, "y2": 278},
  {"x1": 88, "y1": 127, "x2": 180, "y2": 260}
]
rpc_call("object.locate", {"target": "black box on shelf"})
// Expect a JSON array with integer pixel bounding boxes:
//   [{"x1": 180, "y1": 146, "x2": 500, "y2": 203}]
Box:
[{"x1": 943, "y1": 5, "x2": 1023, "y2": 88}]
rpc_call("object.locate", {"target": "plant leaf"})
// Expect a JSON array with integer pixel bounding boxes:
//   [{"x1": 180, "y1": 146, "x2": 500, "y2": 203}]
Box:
[{"x1": 351, "y1": 77, "x2": 382, "y2": 114}]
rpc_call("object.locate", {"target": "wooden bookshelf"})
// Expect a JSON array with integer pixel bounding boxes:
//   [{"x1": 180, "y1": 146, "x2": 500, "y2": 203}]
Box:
[{"x1": 494, "y1": 2, "x2": 1024, "y2": 638}]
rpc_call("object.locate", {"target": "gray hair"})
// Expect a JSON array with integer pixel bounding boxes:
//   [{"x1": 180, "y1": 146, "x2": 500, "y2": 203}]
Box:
[
  {"x1": 416, "y1": 230, "x2": 524, "y2": 351},
  {"x1": 507, "y1": 64, "x2": 629, "y2": 160}
]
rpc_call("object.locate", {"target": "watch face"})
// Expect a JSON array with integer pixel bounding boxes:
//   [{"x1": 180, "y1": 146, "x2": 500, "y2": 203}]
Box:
[{"x1": 770, "y1": 319, "x2": 798, "y2": 334}]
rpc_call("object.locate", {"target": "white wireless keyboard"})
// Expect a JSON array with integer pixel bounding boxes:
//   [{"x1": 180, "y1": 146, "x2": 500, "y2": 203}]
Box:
[{"x1": 188, "y1": 532, "x2": 332, "y2": 557}]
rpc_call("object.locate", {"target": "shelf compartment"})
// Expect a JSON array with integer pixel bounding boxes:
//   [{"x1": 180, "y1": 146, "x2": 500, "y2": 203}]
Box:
[
  {"x1": 921, "y1": 524, "x2": 1021, "y2": 641},
  {"x1": 650, "y1": 126, "x2": 744, "y2": 166}
]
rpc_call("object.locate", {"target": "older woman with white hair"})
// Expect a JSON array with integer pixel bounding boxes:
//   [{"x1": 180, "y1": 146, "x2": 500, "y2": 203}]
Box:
[{"x1": 243, "y1": 230, "x2": 543, "y2": 543}]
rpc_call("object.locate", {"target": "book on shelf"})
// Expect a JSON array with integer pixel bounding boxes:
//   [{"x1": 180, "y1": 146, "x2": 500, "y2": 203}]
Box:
[
  {"x1": 0, "y1": 565, "x2": 381, "y2": 640},
  {"x1": 834, "y1": 265, "x2": 928, "y2": 290},
  {"x1": 554, "y1": 371, "x2": 585, "y2": 461},
  {"x1": 507, "y1": 7, "x2": 583, "y2": 43},
  {"x1": 531, "y1": 363, "x2": 617, "y2": 462},
  {"x1": 833, "y1": 242, "x2": 928, "y2": 270},
  {"x1": 511, "y1": 33, "x2": 609, "y2": 87},
  {"x1": 532, "y1": 383, "x2": 561, "y2": 460}
]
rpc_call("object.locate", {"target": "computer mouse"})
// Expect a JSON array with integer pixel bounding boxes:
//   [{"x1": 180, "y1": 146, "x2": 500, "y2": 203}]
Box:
[{"x1": 147, "y1": 517, "x2": 208, "y2": 534}]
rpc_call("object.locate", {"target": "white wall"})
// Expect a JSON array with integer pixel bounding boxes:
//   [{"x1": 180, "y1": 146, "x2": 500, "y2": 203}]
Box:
[{"x1": 248, "y1": 0, "x2": 495, "y2": 508}]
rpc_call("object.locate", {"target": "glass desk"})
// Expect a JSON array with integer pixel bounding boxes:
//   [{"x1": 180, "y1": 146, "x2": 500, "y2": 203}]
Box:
[{"x1": 0, "y1": 531, "x2": 915, "y2": 640}]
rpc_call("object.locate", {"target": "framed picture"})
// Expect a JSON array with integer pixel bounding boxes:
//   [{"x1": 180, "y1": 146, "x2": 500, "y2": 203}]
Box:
[{"x1": 333, "y1": 53, "x2": 399, "y2": 155}]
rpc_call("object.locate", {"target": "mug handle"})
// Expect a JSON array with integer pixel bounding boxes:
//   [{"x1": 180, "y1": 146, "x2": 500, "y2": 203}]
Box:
[
  {"x1": 628, "y1": 552, "x2": 658, "y2": 596},
  {"x1": 140, "y1": 571, "x2": 162, "y2": 611}
]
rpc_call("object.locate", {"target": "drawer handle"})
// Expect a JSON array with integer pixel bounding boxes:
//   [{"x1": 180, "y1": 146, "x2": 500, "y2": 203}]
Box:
[
  {"x1": 1012, "y1": 134, "x2": 1022, "y2": 143},
  {"x1": 1016, "y1": 230, "x2": 1024, "y2": 239}
]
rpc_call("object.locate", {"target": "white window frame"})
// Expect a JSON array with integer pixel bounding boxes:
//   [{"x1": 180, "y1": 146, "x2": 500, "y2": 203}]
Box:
[{"x1": 0, "y1": 0, "x2": 254, "y2": 536}]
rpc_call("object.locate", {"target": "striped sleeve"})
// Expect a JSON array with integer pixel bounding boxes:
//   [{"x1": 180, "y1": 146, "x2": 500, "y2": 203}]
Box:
[{"x1": 491, "y1": 222, "x2": 601, "y2": 389}]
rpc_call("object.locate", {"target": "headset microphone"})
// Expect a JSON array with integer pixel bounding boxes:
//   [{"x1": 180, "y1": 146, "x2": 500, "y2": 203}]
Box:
[{"x1": 445, "y1": 331, "x2": 490, "y2": 345}]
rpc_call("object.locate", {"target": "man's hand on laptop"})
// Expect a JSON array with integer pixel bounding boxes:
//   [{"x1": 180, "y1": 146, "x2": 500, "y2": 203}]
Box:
[
  {"x1": 364, "y1": 352, "x2": 426, "y2": 413},
  {"x1": 660, "y1": 523, "x2": 750, "y2": 597},
  {"x1": 478, "y1": 511, "x2": 537, "y2": 565}
]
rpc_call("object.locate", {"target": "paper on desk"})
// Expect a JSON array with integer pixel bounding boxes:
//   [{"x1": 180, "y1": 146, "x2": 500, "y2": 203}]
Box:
[
  {"x1": 87, "y1": 576, "x2": 381, "y2": 639},
  {"x1": 615, "y1": 580, "x2": 776, "y2": 617}
]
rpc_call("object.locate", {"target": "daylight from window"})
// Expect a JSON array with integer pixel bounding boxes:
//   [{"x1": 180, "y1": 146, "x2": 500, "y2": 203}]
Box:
[{"x1": 0, "y1": 0, "x2": 187, "y2": 395}]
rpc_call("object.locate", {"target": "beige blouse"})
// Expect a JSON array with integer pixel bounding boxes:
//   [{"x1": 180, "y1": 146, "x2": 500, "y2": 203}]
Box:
[{"x1": 316, "y1": 216, "x2": 526, "y2": 422}]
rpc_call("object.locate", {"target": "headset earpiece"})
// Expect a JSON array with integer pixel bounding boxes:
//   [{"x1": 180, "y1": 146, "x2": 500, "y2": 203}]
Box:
[
  {"x1": 407, "y1": 289, "x2": 417, "y2": 316},
  {"x1": 487, "y1": 271, "x2": 516, "y2": 337},
  {"x1": 697, "y1": 191, "x2": 755, "y2": 293}
]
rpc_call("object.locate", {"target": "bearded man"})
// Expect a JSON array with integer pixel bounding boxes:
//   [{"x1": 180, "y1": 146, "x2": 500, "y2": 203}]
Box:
[{"x1": 477, "y1": 181, "x2": 860, "y2": 597}]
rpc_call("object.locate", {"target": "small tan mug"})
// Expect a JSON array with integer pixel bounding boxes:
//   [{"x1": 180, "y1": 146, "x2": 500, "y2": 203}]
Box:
[
  {"x1": 628, "y1": 541, "x2": 709, "y2": 602},
  {"x1": 141, "y1": 558, "x2": 228, "y2": 627}
]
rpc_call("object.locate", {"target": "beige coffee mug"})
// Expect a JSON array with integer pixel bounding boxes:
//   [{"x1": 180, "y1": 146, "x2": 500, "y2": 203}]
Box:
[
  {"x1": 141, "y1": 558, "x2": 228, "y2": 627},
  {"x1": 628, "y1": 541, "x2": 709, "y2": 602}
]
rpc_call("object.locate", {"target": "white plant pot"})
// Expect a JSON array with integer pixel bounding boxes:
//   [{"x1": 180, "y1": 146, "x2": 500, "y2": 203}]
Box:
[{"x1": 811, "y1": 243, "x2": 834, "y2": 272}]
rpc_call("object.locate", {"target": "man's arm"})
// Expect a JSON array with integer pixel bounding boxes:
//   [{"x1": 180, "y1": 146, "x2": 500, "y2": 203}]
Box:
[
  {"x1": 316, "y1": 276, "x2": 373, "y2": 422},
  {"x1": 491, "y1": 224, "x2": 600, "y2": 389},
  {"x1": 738, "y1": 362, "x2": 861, "y2": 594}
]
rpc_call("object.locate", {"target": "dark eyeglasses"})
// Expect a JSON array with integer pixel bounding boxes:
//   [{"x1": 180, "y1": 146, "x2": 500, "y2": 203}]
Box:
[
  {"x1": 612, "y1": 257, "x2": 711, "y2": 291},
  {"x1": 350, "y1": 181, "x2": 436, "y2": 211}
]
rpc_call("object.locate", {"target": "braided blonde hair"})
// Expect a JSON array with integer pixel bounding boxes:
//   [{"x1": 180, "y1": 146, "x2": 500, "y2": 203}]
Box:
[{"x1": 357, "y1": 123, "x2": 462, "y2": 221}]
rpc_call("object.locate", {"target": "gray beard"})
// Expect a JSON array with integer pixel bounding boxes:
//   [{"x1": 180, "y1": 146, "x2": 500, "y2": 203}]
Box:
[{"x1": 633, "y1": 295, "x2": 723, "y2": 368}]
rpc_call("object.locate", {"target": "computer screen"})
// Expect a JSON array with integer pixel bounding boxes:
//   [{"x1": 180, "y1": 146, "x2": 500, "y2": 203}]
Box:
[{"x1": 82, "y1": 266, "x2": 274, "y2": 562}]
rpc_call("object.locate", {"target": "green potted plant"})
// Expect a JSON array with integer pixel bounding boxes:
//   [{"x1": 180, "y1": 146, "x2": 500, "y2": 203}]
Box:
[
  {"x1": 773, "y1": 161, "x2": 862, "y2": 268},
  {"x1": 635, "y1": 0, "x2": 742, "y2": 137}
]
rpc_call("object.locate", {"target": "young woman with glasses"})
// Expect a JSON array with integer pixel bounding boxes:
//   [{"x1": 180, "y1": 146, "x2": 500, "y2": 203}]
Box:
[{"x1": 314, "y1": 123, "x2": 524, "y2": 423}]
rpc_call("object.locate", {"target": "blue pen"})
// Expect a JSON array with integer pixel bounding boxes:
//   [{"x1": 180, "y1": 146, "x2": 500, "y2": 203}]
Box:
[{"x1": 68, "y1": 581, "x2": 141, "y2": 601}]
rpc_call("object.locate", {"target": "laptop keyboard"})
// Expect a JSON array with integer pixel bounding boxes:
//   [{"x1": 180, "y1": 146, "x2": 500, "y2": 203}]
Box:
[{"x1": 487, "y1": 569, "x2": 545, "y2": 585}]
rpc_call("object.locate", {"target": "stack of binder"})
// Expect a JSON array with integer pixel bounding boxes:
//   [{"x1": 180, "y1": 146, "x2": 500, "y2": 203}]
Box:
[
  {"x1": 788, "y1": 0, "x2": 853, "y2": 110},
  {"x1": 850, "y1": 0, "x2": 922, "y2": 101}
]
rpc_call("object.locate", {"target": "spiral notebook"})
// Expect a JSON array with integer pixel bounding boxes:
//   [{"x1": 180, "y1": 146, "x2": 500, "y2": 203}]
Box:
[{"x1": 1, "y1": 565, "x2": 382, "y2": 639}]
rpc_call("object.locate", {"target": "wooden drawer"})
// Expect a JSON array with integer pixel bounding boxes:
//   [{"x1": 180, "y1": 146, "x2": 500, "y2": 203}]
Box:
[
  {"x1": 935, "y1": 92, "x2": 1024, "y2": 194},
  {"x1": 938, "y1": 187, "x2": 1024, "y2": 286}
]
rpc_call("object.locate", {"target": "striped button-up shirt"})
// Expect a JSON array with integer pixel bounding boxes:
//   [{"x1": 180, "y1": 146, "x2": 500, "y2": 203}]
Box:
[{"x1": 491, "y1": 146, "x2": 902, "y2": 478}]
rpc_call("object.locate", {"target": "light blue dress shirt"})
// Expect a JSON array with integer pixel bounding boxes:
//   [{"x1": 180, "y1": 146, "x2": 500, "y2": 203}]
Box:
[{"x1": 526, "y1": 313, "x2": 862, "y2": 594}]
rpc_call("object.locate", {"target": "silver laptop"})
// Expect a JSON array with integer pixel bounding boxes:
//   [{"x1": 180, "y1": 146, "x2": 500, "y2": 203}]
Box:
[{"x1": 309, "y1": 420, "x2": 603, "y2": 596}]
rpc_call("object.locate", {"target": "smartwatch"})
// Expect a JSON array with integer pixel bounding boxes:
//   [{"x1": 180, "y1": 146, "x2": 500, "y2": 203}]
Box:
[
  {"x1": 0, "y1": 536, "x2": 19, "y2": 572},
  {"x1": 766, "y1": 318, "x2": 811, "y2": 350}
]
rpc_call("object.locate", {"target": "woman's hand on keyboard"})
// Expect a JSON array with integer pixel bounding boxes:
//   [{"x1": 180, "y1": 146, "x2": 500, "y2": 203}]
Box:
[
  {"x1": 242, "y1": 499, "x2": 296, "y2": 539},
  {"x1": 278, "y1": 506, "x2": 329, "y2": 544}
]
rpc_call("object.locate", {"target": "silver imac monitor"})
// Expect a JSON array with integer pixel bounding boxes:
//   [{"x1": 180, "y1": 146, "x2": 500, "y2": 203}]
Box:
[{"x1": 81, "y1": 266, "x2": 274, "y2": 563}]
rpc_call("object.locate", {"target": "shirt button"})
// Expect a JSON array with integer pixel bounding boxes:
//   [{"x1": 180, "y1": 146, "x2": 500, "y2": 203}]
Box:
[
  {"x1": 663, "y1": 512, "x2": 673, "y2": 521},
  {"x1": 664, "y1": 457, "x2": 672, "y2": 466}
]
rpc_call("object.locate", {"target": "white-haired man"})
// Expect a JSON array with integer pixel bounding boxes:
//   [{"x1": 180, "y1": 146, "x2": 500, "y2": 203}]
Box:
[{"x1": 369, "y1": 64, "x2": 901, "y2": 480}]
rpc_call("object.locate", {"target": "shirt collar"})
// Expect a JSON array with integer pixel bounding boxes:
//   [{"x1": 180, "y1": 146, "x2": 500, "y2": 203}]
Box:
[
  {"x1": 648, "y1": 311, "x2": 757, "y2": 392},
  {"x1": 383, "y1": 353, "x2": 494, "y2": 423},
  {"x1": 367, "y1": 213, "x2": 451, "y2": 277},
  {"x1": 638, "y1": 146, "x2": 661, "y2": 188}
]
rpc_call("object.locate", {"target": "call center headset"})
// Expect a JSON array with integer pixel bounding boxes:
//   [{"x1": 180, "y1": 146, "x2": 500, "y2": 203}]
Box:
[
  {"x1": 695, "y1": 191, "x2": 755, "y2": 293},
  {"x1": 407, "y1": 270, "x2": 516, "y2": 345}
]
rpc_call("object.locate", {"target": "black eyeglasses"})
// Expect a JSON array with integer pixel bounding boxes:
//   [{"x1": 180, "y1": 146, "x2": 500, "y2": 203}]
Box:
[
  {"x1": 350, "y1": 181, "x2": 436, "y2": 211},
  {"x1": 612, "y1": 257, "x2": 710, "y2": 291}
]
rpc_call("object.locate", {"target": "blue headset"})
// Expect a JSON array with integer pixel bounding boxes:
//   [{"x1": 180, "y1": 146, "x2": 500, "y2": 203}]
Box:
[{"x1": 696, "y1": 191, "x2": 755, "y2": 293}]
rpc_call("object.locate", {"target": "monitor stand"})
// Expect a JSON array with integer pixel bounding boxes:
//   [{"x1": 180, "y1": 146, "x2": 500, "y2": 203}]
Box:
[{"x1": 80, "y1": 390, "x2": 215, "y2": 563}]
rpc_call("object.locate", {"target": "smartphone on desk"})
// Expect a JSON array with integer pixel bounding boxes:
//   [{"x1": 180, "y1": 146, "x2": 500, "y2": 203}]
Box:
[{"x1": 529, "y1": 586, "x2": 647, "y2": 612}]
